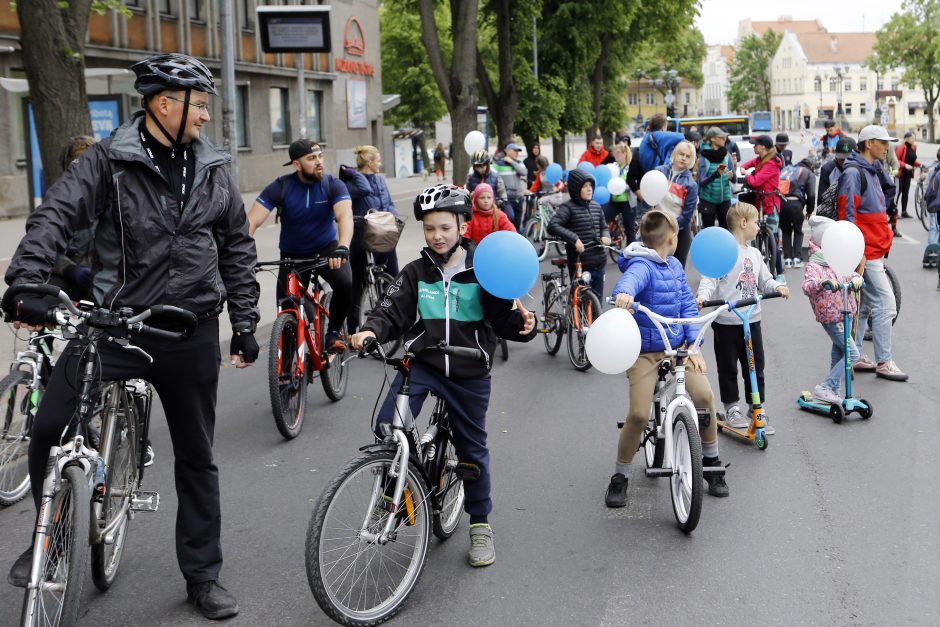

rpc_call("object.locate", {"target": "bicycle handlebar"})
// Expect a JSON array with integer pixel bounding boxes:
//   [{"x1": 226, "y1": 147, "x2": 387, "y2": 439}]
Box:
[
  {"x1": 257, "y1": 257, "x2": 330, "y2": 271},
  {"x1": 361, "y1": 337, "x2": 485, "y2": 363},
  {"x1": 699, "y1": 291, "x2": 782, "y2": 310}
]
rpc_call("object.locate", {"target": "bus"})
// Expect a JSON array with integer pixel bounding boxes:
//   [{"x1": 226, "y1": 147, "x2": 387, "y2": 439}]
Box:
[
  {"x1": 664, "y1": 115, "x2": 750, "y2": 141},
  {"x1": 750, "y1": 111, "x2": 772, "y2": 133}
]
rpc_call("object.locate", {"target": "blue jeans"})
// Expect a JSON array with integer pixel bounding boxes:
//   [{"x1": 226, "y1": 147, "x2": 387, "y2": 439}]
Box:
[
  {"x1": 855, "y1": 258, "x2": 897, "y2": 363},
  {"x1": 928, "y1": 211, "x2": 938, "y2": 246},
  {"x1": 822, "y1": 321, "x2": 860, "y2": 392}
]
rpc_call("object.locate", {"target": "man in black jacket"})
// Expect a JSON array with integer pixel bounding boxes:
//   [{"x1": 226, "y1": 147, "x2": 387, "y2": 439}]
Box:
[{"x1": 3, "y1": 54, "x2": 258, "y2": 620}]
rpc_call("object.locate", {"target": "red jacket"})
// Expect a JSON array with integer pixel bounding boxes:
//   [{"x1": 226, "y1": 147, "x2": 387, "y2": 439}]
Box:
[
  {"x1": 579, "y1": 146, "x2": 609, "y2": 167},
  {"x1": 742, "y1": 154, "x2": 783, "y2": 215},
  {"x1": 895, "y1": 143, "x2": 921, "y2": 178},
  {"x1": 466, "y1": 208, "x2": 516, "y2": 244}
]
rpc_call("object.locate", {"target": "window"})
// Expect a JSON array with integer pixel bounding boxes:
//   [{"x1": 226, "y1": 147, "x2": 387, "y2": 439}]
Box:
[
  {"x1": 240, "y1": 0, "x2": 254, "y2": 31},
  {"x1": 908, "y1": 104, "x2": 917, "y2": 115},
  {"x1": 891, "y1": 78, "x2": 899, "y2": 90},
  {"x1": 645, "y1": 92, "x2": 655, "y2": 105},
  {"x1": 628, "y1": 93, "x2": 638, "y2": 105},
  {"x1": 189, "y1": 0, "x2": 203, "y2": 21},
  {"x1": 860, "y1": 103, "x2": 866, "y2": 115},
  {"x1": 306, "y1": 89, "x2": 323, "y2": 142},
  {"x1": 844, "y1": 79, "x2": 852, "y2": 92},
  {"x1": 860, "y1": 79, "x2": 867, "y2": 91},
  {"x1": 269, "y1": 87, "x2": 289, "y2": 145},
  {"x1": 235, "y1": 85, "x2": 249, "y2": 147},
  {"x1": 158, "y1": 0, "x2": 173, "y2": 16},
  {"x1": 814, "y1": 77, "x2": 822, "y2": 91},
  {"x1": 844, "y1": 103, "x2": 852, "y2": 116},
  {"x1": 829, "y1": 78, "x2": 837, "y2": 92},
  {"x1": 125, "y1": 0, "x2": 141, "y2": 6},
  {"x1": 684, "y1": 91, "x2": 689, "y2": 104},
  {"x1": 876, "y1": 76, "x2": 884, "y2": 90}
]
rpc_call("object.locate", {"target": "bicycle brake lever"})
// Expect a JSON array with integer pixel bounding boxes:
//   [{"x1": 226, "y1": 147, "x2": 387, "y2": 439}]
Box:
[{"x1": 118, "y1": 342, "x2": 154, "y2": 364}]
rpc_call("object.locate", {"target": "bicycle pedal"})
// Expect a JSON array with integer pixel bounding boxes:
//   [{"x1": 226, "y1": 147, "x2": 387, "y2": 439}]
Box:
[
  {"x1": 130, "y1": 491, "x2": 160, "y2": 512},
  {"x1": 454, "y1": 462, "x2": 481, "y2": 481}
]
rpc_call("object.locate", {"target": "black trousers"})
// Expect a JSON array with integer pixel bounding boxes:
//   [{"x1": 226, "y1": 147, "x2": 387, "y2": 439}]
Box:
[
  {"x1": 897, "y1": 174, "x2": 912, "y2": 214},
  {"x1": 700, "y1": 200, "x2": 731, "y2": 230},
  {"x1": 278, "y1": 243, "x2": 353, "y2": 334},
  {"x1": 779, "y1": 199, "x2": 805, "y2": 260},
  {"x1": 711, "y1": 321, "x2": 765, "y2": 406},
  {"x1": 29, "y1": 319, "x2": 224, "y2": 583},
  {"x1": 674, "y1": 225, "x2": 692, "y2": 268},
  {"x1": 348, "y1": 235, "x2": 399, "y2": 333}
]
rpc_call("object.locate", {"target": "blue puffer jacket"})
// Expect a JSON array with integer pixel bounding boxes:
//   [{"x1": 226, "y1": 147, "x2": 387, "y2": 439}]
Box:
[
  {"x1": 612, "y1": 242, "x2": 700, "y2": 352},
  {"x1": 343, "y1": 169, "x2": 397, "y2": 218}
]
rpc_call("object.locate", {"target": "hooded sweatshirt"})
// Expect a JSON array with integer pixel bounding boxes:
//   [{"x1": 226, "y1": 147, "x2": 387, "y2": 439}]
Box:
[
  {"x1": 579, "y1": 145, "x2": 609, "y2": 167},
  {"x1": 654, "y1": 164, "x2": 698, "y2": 230},
  {"x1": 547, "y1": 169, "x2": 609, "y2": 269},
  {"x1": 612, "y1": 242, "x2": 700, "y2": 353},
  {"x1": 836, "y1": 152, "x2": 894, "y2": 260},
  {"x1": 466, "y1": 182, "x2": 516, "y2": 244}
]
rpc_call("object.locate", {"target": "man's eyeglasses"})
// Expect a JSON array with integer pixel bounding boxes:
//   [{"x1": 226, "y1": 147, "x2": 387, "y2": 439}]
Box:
[{"x1": 165, "y1": 95, "x2": 210, "y2": 114}]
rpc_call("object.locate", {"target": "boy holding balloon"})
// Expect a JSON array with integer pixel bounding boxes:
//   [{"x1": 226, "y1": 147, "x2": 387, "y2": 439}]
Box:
[
  {"x1": 349, "y1": 184, "x2": 536, "y2": 568},
  {"x1": 606, "y1": 210, "x2": 723, "y2": 507},
  {"x1": 695, "y1": 203, "x2": 789, "y2": 434}
]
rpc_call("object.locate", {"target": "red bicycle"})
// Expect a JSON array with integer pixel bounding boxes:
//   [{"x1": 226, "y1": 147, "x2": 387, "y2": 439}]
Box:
[{"x1": 257, "y1": 258, "x2": 349, "y2": 439}]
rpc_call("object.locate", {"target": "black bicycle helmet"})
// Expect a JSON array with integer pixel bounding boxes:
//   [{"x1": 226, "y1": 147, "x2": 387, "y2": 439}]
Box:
[
  {"x1": 413, "y1": 185, "x2": 472, "y2": 222},
  {"x1": 131, "y1": 53, "x2": 218, "y2": 97},
  {"x1": 471, "y1": 150, "x2": 491, "y2": 166},
  {"x1": 775, "y1": 132, "x2": 789, "y2": 145}
]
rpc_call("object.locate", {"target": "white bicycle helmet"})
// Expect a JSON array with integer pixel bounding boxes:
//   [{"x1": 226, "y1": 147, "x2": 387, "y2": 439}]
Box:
[{"x1": 413, "y1": 185, "x2": 472, "y2": 222}]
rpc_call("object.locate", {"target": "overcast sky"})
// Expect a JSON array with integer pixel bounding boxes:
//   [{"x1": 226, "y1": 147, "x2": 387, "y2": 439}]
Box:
[{"x1": 697, "y1": 0, "x2": 897, "y2": 45}]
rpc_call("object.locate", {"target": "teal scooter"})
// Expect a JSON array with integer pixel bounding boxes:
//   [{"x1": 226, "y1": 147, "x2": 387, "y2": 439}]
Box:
[{"x1": 796, "y1": 280, "x2": 873, "y2": 423}]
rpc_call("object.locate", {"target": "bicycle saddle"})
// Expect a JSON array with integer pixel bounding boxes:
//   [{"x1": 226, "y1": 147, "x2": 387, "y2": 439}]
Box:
[{"x1": 550, "y1": 257, "x2": 567, "y2": 267}]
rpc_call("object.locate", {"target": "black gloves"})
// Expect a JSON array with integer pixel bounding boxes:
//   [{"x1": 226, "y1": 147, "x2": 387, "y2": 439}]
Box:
[
  {"x1": 230, "y1": 331, "x2": 259, "y2": 363},
  {"x1": 5, "y1": 295, "x2": 51, "y2": 325},
  {"x1": 329, "y1": 245, "x2": 349, "y2": 261}
]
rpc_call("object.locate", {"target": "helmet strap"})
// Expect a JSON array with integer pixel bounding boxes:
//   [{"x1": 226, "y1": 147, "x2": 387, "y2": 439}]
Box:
[{"x1": 143, "y1": 88, "x2": 191, "y2": 153}]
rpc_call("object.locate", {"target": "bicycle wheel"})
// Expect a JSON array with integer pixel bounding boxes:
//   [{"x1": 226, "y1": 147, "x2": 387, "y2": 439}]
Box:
[
  {"x1": 567, "y1": 287, "x2": 601, "y2": 371},
  {"x1": 643, "y1": 408, "x2": 664, "y2": 470},
  {"x1": 864, "y1": 264, "x2": 901, "y2": 340},
  {"x1": 523, "y1": 217, "x2": 548, "y2": 261},
  {"x1": 306, "y1": 450, "x2": 431, "y2": 626},
  {"x1": 0, "y1": 370, "x2": 34, "y2": 506},
  {"x1": 268, "y1": 312, "x2": 308, "y2": 439},
  {"x1": 670, "y1": 409, "x2": 703, "y2": 534},
  {"x1": 320, "y1": 292, "x2": 349, "y2": 402},
  {"x1": 21, "y1": 464, "x2": 90, "y2": 627},
  {"x1": 358, "y1": 271, "x2": 402, "y2": 357},
  {"x1": 91, "y1": 384, "x2": 139, "y2": 591},
  {"x1": 432, "y1": 430, "x2": 465, "y2": 540},
  {"x1": 758, "y1": 228, "x2": 775, "y2": 272},
  {"x1": 608, "y1": 218, "x2": 624, "y2": 263},
  {"x1": 498, "y1": 338, "x2": 509, "y2": 361},
  {"x1": 916, "y1": 183, "x2": 928, "y2": 231},
  {"x1": 542, "y1": 282, "x2": 564, "y2": 355}
]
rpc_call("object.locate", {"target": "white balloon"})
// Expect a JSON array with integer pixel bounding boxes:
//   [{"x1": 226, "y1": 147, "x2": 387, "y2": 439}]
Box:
[
  {"x1": 608, "y1": 162, "x2": 621, "y2": 178},
  {"x1": 821, "y1": 220, "x2": 866, "y2": 276},
  {"x1": 607, "y1": 177, "x2": 627, "y2": 195},
  {"x1": 585, "y1": 308, "x2": 642, "y2": 375},
  {"x1": 640, "y1": 170, "x2": 669, "y2": 206},
  {"x1": 463, "y1": 131, "x2": 486, "y2": 156}
]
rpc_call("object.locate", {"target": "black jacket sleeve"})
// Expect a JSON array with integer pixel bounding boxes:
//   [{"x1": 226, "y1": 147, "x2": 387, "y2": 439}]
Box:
[
  {"x1": 481, "y1": 291, "x2": 537, "y2": 343},
  {"x1": 215, "y1": 170, "x2": 261, "y2": 332},
  {"x1": 360, "y1": 265, "x2": 417, "y2": 344},
  {"x1": 626, "y1": 157, "x2": 643, "y2": 193},
  {"x1": 547, "y1": 202, "x2": 578, "y2": 244},
  {"x1": 5, "y1": 142, "x2": 110, "y2": 288}
]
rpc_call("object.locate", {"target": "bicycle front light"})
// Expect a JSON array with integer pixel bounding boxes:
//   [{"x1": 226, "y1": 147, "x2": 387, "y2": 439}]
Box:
[{"x1": 581, "y1": 271, "x2": 592, "y2": 285}]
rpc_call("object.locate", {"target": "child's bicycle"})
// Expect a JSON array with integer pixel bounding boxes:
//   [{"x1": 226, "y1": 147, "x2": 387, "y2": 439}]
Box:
[
  {"x1": 700, "y1": 292, "x2": 783, "y2": 450},
  {"x1": 305, "y1": 339, "x2": 477, "y2": 625},
  {"x1": 257, "y1": 258, "x2": 349, "y2": 440},
  {"x1": 522, "y1": 192, "x2": 565, "y2": 261},
  {"x1": 797, "y1": 280, "x2": 873, "y2": 423},
  {"x1": 614, "y1": 297, "x2": 739, "y2": 533}
]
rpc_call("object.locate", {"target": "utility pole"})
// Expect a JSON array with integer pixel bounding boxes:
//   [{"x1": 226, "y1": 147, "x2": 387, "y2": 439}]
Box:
[{"x1": 219, "y1": 0, "x2": 239, "y2": 182}]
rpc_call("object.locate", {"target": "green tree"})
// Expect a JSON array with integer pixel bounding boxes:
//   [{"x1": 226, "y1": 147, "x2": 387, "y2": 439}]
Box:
[
  {"x1": 627, "y1": 28, "x2": 707, "y2": 119},
  {"x1": 869, "y1": 0, "x2": 940, "y2": 142},
  {"x1": 13, "y1": 1, "x2": 128, "y2": 191},
  {"x1": 727, "y1": 30, "x2": 782, "y2": 113}
]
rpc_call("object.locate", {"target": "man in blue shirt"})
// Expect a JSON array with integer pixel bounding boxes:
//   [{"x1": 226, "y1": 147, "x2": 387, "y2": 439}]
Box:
[{"x1": 248, "y1": 139, "x2": 354, "y2": 351}]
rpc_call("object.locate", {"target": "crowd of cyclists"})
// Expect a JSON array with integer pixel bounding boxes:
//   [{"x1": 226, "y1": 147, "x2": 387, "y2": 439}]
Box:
[{"x1": 0, "y1": 52, "x2": 935, "y2": 623}]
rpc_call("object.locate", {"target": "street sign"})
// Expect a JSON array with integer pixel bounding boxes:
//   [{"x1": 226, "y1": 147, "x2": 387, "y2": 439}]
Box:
[{"x1": 881, "y1": 112, "x2": 889, "y2": 126}]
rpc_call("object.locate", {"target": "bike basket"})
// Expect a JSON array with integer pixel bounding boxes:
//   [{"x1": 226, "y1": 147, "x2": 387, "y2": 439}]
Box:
[{"x1": 360, "y1": 210, "x2": 406, "y2": 253}]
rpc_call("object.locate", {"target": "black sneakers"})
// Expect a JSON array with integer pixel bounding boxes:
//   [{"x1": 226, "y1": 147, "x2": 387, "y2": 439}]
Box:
[
  {"x1": 703, "y1": 457, "x2": 729, "y2": 497},
  {"x1": 187, "y1": 580, "x2": 239, "y2": 620},
  {"x1": 7, "y1": 546, "x2": 32, "y2": 588},
  {"x1": 604, "y1": 473, "x2": 628, "y2": 508}
]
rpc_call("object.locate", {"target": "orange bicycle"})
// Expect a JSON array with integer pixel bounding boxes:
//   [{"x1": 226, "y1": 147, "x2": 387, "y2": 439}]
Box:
[
  {"x1": 539, "y1": 246, "x2": 603, "y2": 371},
  {"x1": 257, "y1": 258, "x2": 349, "y2": 439}
]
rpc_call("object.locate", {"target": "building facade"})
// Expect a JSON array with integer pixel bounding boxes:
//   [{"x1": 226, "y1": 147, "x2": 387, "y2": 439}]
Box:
[
  {"x1": 622, "y1": 77, "x2": 703, "y2": 128},
  {"x1": 0, "y1": 0, "x2": 385, "y2": 217},
  {"x1": 702, "y1": 45, "x2": 733, "y2": 116}
]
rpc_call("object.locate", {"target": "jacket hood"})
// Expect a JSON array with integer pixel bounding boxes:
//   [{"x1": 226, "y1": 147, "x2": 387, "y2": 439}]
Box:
[
  {"x1": 797, "y1": 157, "x2": 815, "y2": 169},
  {"x1": 621, "y1": 241, "x2": 669, "y2": 264},
  {"x1": 109, "y1": 110, "x2": 230, "y2": 172},
  {"x1": 846, "y1": 151, "x2": 883, "y2": 174},
  {"x1": 566, "y1": 168, "x2": 595, "y2": 201}
]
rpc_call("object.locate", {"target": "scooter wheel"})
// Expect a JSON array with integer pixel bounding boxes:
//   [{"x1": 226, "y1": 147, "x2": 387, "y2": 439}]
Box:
[
  {"x1": 829, "y1": 403, "x2": 844, "y2": 424},
  {"x1": 857, "y1": 399, "x2": 873, "y2": 419},
  {"x1": 756, "y1": 432, "x2": 769, "y2": 451}
]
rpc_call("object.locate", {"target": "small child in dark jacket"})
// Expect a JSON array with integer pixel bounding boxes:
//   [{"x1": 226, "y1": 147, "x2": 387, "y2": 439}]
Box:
[
  {"x1": 350, "y1": 184, "x2": 537, "y2": 568},
  {"x1": 547, "y1": 169, "x2": 610, "y2": 298}
]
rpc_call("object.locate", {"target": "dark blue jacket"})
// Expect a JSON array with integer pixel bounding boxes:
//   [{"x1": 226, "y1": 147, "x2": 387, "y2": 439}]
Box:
[{"x1": 343, "y1": 169, "x2": 397, "y2": 218}]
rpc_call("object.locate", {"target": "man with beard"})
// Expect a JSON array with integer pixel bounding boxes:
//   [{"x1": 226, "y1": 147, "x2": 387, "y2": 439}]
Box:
[{"x1": 248, "y1": 140, "x2": 354, "y2": 352}]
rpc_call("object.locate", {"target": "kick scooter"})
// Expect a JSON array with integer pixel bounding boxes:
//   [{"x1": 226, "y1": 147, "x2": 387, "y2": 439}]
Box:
[{"x1": 797, "y1": 280, "x2": 873, "y2": 423}]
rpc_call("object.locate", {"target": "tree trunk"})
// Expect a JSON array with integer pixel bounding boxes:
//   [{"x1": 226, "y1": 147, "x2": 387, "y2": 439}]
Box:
[
  {"x1": 588, "y1": 33, "x2": 612, "y2": 139},
  {"x1": 18, "y1": 0, "x2": 94, "y2": 197},
  {"x1": 552, "y1": 134, "x2": 567, "y2": 168},
  {"x1": 493, "y1": 0, "x2": 517, "y2": 148},
  {"x1": 925, "y1": 88, "x2": 938, "y2": 144}
]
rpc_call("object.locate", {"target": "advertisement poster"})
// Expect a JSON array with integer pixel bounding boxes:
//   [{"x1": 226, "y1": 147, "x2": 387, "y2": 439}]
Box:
[{"x1": 346, "y1": 79, "x2": 368, "y2": 129}]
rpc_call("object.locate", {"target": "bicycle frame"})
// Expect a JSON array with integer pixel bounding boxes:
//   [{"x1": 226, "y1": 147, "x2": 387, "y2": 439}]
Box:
[{"x1": 279, "y1": 266, "x2": 331, "y2": 378}]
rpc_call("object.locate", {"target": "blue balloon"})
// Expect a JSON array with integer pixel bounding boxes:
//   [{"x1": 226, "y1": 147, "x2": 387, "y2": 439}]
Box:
[
  {"x1": 593, "y1": 186, "x2": 611, "y2": 206},
  {"x1": 474, "y1": 231, "x2": 539, "y2": 299},
  {"x1": 594, "y1": 165, "x2": 612, "y2": 187},
  {"x1": 690, "y1": 226, "x2": 740, "y2": 278},
  {"x1": 577, "y1": 161, "x2": 596, "y2": 176},
  {"x1": 545, "y1": 163, "x2": 563, "y2": 185}
]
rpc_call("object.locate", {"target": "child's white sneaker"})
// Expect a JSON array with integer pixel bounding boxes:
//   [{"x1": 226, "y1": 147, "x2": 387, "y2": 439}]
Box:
[
  {"x1": 724, "y1": 405, "x2": 749, "y2": 429},
  {"x1": 813, "y1": 384, "x2": 843, "y2": 405}
]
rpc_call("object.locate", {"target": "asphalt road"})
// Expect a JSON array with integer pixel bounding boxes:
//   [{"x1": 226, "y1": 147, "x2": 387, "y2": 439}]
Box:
[{"x1": 1, "y1": 144, "x2": 939, "y2": 626}]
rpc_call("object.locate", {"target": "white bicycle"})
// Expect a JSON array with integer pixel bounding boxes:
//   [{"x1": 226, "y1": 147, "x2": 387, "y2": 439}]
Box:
[{"x1": 617, "y1": 297, "x2": 761, "y2": 533}]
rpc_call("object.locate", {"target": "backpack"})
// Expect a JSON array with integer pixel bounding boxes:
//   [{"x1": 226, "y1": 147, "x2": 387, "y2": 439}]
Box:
[
  {"x1": 272, "y1": 172, "x2": 337, "y2": 223},
  {"x1": 777, "y1": 165, "x2": 804, "y2": 199},
  {"x1": 815, "y1": 164, "x2": 867, "y2": 220}
]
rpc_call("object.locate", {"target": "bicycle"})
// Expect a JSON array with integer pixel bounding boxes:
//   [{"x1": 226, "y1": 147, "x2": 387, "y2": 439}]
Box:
[
  {"x1": 354, "y1": 243, "x2": 403, "y2": 358},
  {"x1": 862, "y1": 263, "x2": 901, "y2": 341},
  {"x1": 257, "y1": 258, "x2": 350, "y2": 440},
  {"x1": 522, "y1": 192, "x2": 565, "y2": 261},
  {"x1": 620, "y1": 298, "x2": 741, "y2": 534},
  {"x1": 305, "y1": 340, "x2": 476, "y2": 625},
  {"x1": 607, "y1": 214, "x2": 626, "y2": 262},
  {"x1": 1, "y1": 283, "x2": 193, "y2": 627},
  {"x1": 538, "y1": 246, "x2": 604, "y2": 371},
  {"x1": 737, "y1": 188, "x2": 784, "y2": 275},
  {"x1": 0, "y1": 328, "x2": 58, "y2": 506},
  {"x1": 914, "y1": 164, "x2": 929, "y2": 231}
]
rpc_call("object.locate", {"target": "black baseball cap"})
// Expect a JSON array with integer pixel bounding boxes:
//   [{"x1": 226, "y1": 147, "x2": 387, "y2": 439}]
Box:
[
  {"x1": 834, "y1": 136, "x2": 857, "y2": 159},
  {"x1": 753, "y1": 134, "x2": 774, "y2": 149},
  {"x1": 283, "y1": 139, "x2": 321, "y2": 166}
]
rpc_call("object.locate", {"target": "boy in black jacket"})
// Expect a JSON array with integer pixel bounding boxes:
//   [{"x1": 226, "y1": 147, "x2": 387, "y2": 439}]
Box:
[
  {"x1": 350, "y1": 184, "x2": 536, "y2": 567},
  {"x1": 548, "y1": 169, "x2": 611, "y2": 298}
]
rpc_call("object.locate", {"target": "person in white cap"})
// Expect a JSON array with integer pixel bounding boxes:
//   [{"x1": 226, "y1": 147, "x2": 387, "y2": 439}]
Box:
[{"x1": 835, "y1": 125, "x2": 907, "y2": 381}]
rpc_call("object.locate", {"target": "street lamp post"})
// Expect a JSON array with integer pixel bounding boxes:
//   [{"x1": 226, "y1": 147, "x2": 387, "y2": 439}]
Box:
[
  {"x1": 833, "y1": 65, "x2": 848, "y2": 127},
  {"x1": 635, "y1": 70, "x2": 646, "y2": 123},
  {"x1": 815, "y1": 73, "x2": 825, "y2": 123},
  {"x1": 662, "y1": 69, "x2": 679, "y2": 118}
]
